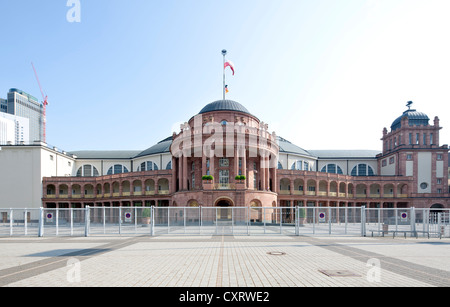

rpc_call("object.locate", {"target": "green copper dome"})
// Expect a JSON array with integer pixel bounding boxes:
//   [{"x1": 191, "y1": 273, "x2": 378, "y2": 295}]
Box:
[{"x1": 391, "y1": 109, "x2": 429, "y2": 131}]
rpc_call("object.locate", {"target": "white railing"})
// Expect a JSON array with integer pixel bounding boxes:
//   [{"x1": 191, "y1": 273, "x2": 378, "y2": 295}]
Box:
[{"x1": 0, "y1": 206, "x2": 448, "y2": 238}]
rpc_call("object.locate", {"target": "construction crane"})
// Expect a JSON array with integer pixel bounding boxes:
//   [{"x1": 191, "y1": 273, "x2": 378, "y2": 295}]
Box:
[{"x1": 31, "y1": 62, "x2": 49, "y2": 143}]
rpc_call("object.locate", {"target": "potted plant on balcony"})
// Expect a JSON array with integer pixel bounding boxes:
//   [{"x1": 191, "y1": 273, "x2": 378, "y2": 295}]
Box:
[
  {"x1": 202, "y1": 175, "x2": 214, "y2": 182},
  {"x1": 235, "y1": 175, "x2": 246, "y2": 189},
  {"x1": 235, "y1": 175, "x2": 246, "y2": 182},
  {"x1": 141, "y1": 207, "x2": 151, "y2": 225},
  {"x1": 202, "y1": 175, "x2": 214, "y2": 189}
]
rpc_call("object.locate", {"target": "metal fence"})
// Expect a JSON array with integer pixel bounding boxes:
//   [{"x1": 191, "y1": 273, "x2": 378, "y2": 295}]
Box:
[{"x1": 0, "y1": 206, "x2": 449, "y2": 238}]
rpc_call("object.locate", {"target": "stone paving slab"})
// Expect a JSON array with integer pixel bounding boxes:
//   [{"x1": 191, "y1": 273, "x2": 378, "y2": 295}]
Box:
[{"x1": 0, "y1": 235, "x2": 449, "y2": 288}]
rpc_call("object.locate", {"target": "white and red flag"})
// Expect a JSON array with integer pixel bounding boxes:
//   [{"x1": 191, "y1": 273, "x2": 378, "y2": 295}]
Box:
[{"x1": 224, "y1": 61, "x2": 235, "y2": 75}]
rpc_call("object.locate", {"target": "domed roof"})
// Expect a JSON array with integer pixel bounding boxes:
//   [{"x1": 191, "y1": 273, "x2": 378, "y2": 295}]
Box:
[
  {"x1": 391, "y1": 109, "x2": 429, "y2": 131},
  {"x1": 199, "y1": 99, "x2": 251, "y2": 115}
]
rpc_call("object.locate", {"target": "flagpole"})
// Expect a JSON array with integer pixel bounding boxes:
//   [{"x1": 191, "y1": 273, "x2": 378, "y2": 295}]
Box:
[{"x1": 222, "y1": 49, "x2": 227, "y2": 100}]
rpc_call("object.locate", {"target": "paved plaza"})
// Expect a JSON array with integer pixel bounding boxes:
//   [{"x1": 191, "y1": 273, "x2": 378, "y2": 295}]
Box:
[{"x1": 0, "y1": 234, "x2": 449, "y2": 290}]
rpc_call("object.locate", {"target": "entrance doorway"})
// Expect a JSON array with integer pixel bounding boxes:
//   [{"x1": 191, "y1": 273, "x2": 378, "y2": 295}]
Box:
[{"x1": 215, "y1": 199, "x2": 233, "y2": 221}]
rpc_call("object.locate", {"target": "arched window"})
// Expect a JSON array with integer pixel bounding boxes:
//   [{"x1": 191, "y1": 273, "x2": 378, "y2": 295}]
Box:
[
  {"x1": 107, "y1": 164, "x2": 129, "y2": 175},
  {"x1": 351, "y1": 164, "x2": 374, "y2": 176},
  {"x1": 291, "y1": 161, "x2": 302, "y2": 170},
  {"x1": 166, "y1": 161, "x2": 172, "y2": 170},
  {"x1": 277, "y1": 162, "x2": 283, "y2": 170},
  {"x1": 137, "y1": 161, "x2": 159, "y2": 172},
  {"x1": 291, "y1": 160, "x2": 311, "y2": 171},
  {"x1": 320, "y1": 164, "x2": 343, "y2": 174},
  {"x1": 76, "y1": 165, "x2": 99, "y2": 177}
]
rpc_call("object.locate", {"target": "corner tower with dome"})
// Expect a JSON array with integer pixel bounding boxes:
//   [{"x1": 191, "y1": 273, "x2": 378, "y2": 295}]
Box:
[{"x1": 379, "y1": 102, "x2": 448, "y2": 207}]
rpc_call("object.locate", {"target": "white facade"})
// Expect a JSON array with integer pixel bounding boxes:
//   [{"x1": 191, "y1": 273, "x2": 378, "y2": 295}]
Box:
[
  {"x1": 0, "y1": 112, "x2": 29, "y2": 145},
  {"x1": 0, "y1": 144, "x2": 75, "y2": 209},
  {"x1": 0, "y1": 117, "x2": 14, "y2": 145}
]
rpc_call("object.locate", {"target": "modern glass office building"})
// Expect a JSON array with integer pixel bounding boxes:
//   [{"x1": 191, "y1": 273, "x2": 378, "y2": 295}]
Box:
[{"x1": 6, "y1": 88, "x2": 43, "y2": 143}]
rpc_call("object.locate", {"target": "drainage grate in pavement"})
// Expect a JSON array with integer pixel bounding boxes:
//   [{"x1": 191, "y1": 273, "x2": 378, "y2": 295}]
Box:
[
  {"x1": 319, "y1": 270, "x2": 361, "y2": 277},
  {"x1": 267, "y1": 251, "x2": 286, "y2": 256}
]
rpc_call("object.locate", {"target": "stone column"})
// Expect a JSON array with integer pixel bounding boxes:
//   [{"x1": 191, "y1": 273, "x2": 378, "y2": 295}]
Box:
[
  {"x1": 183, "y1": 156, "x2": 188, "y2": 190},
  {"x1": 234, "y1": 147, "x2": 239, "y2": 180},
  {"x1": 272, "y1": 167, "x2": 277, "y2": 193},
  {"x1": 261, "y1": 156, "x2": 266, "y2": 191},
  {"x1": 172, "y1": 157, "x2": 177, "y2": 193},
  {"x1": 178, "y1": 157, "x2": 182, "y2": 191},
  {"x1": 242, "y1": 148, "x2": 247, "y2": 188},
  {"x1": 210, "y1": 156, "x2": 215, "y2": 183}
]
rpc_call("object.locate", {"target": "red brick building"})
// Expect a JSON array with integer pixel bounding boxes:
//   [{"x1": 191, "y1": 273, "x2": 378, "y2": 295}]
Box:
[{"x1": 42, "y1": 100, "x2": 450, "y2": 211}]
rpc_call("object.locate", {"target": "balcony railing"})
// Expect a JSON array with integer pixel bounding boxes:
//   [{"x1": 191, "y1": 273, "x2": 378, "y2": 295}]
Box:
[
  {"x1": 44, "y1": 189, "x2": 409, "y2": 200},
  {"x1": 214, "y1": 183, "x2": 236, "y2": 190}
]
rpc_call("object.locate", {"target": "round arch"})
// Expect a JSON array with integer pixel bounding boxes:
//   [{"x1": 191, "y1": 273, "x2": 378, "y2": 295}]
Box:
[
  {"x1": 250, "y1": 199, "x2": 262, "y2": 207},
  {"x1": 214, "y1": 197, "x2": 235, "y2": 207},
  {"x1": 188, "y1": 199, "x2": 200, "y2": 207},
  {"x1": 249, "y1": 199, "x2": 262, "y2": 222},
  {"x1": 215, "y1": 197, "x2": 234, "y2": 221},
  {"x1": 431, "y1": 203, "x2": 445, "y2": 212}
]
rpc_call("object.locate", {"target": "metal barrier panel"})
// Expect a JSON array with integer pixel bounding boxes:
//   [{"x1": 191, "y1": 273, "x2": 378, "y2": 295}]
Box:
[
  {"x1": 415, "y1": 208, "x2": 427, "y2": 236},
  {"x1": 89, "y1": 206, "x2": 108, "y2": 235},
  {"x1": 199, "y1": 207, "x2": 217, "y2": 235},
  {"x1": 280, "y1": 207, "x2": 296, "y2": 235},
  {"x1": 154, "y1": 206, "x2": 169, "y2": 235},
  {"x1": 249, "y1": 207, "x2": 265, "y2": 234},
  {"x1": 121, "y1": 207, "x2": 151, "y2": 235},
  {"x1": 215, "y1": 207, "x2": 233, "y2": 235},
  {"x1": 41, "y1": 208, "x2": 87, "y2": 237},
  {"x1": 441, "y1": 211, "x2": 450, "y2": 238},
  {"x1": 168, "y1": 207, "x2": 187, "y2": 234},
  {"x1": 365, "y1": 208, "x2": 410, "y2": 237},
  {"x1": 248, "y1": 207, "x2": 271, "y2": 235},
  {"x1": 314, "y1": 207, "x2": 331, "y2": 235},
  {"x1": 232, "y1": 207, "x2": 249, "y2": 235},
  {"x1": 185, "y1": 207, "x2": 201, "y2": 235},
  {"x1": 295, "y1": 207, "x2": 362, "y2": 236},
  {"x1": 426, "y1": 209, "x2": 450, "y2": 238},
  {"x1": 89, "y1": 207, "x2": 154, "y2": 236},
  {"x1": 363, "y1": 208, "x2": 450, "y2": 238},
  {"x1": 0, "y1": 209, "x2": 41, "y2": 237},
  {"x1": 263, "y1": 207, "x2": 282, "y2": 235}
]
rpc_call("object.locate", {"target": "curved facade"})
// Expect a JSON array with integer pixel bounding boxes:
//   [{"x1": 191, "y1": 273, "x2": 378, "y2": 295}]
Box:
[{"x1": 42, "y1": 100, "x2": 450, "y2": 210}]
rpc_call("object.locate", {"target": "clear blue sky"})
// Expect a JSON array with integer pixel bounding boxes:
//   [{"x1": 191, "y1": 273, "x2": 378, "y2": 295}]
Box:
[{"x1": 1, "y1": 0, "x2": 450, "y2": 152}]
